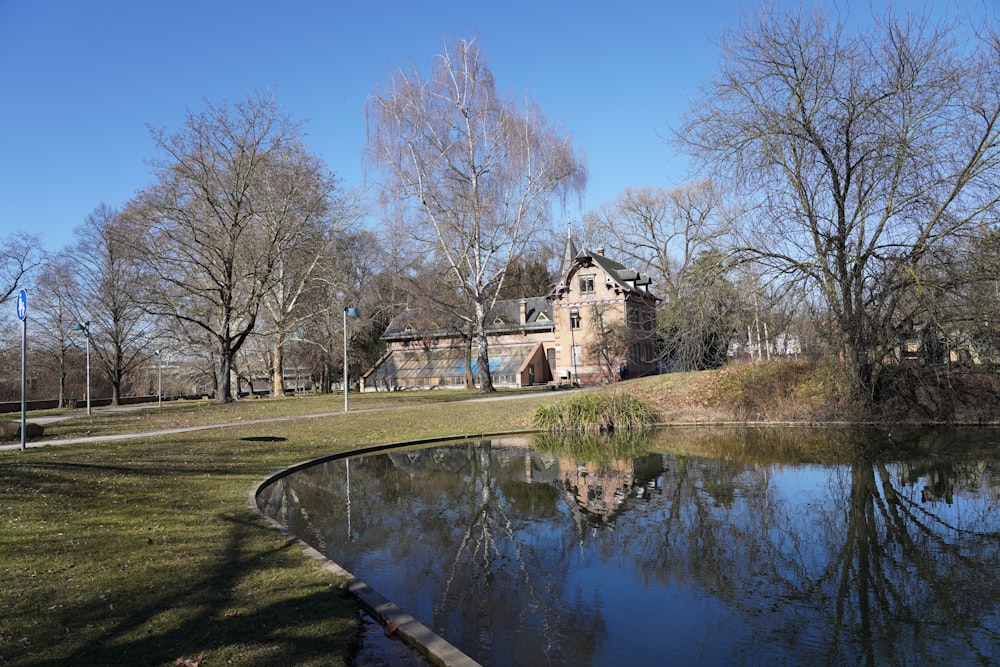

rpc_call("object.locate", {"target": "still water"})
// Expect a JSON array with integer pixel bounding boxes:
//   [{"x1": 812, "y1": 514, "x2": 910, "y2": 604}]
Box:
[{"x1": 257, "y1": 427, "x2": 1000, "y2": 666}]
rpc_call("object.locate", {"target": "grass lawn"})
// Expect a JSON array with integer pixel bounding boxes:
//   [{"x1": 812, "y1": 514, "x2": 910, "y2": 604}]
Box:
[{"x1": 0, "y1": 390, "x2": 557, "y2": 666}]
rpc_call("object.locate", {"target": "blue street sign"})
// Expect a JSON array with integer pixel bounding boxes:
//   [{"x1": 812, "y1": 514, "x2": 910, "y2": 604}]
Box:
[{"x1": 16, "y1": 289, "x2": 26, "y2": 321}]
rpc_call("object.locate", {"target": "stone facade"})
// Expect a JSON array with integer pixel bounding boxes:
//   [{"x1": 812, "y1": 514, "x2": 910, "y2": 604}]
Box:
[{"x1": 548, "y1": 241, "x2": 659, "y2": 385}]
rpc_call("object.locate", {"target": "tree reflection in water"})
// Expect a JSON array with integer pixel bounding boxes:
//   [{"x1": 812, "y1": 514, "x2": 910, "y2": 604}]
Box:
[{"x1": 256, "y1": 427, "x2": 1000, "y2": 666}]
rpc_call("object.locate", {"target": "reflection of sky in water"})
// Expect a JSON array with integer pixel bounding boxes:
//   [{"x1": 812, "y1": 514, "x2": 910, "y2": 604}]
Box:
[
  {"x1": 259, "y1": 434, "x2": 1000, "y2": 666},
  {"x1": 570, "y1": 558, "x2": 759, "y2": 665}
]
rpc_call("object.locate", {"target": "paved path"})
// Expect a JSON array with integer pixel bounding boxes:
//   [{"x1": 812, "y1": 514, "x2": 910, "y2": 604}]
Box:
[
  {"x1": 0, "y1": 391, "x2": 559, "y2": 452},
  {"x1": 23, "y1": 404, "x2": 152, "y2": 425}
]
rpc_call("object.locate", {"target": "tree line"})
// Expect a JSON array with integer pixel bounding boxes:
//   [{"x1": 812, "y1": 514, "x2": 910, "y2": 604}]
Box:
[{"x1": 3, "y1": 5, "x2": 999, "y2": 410}]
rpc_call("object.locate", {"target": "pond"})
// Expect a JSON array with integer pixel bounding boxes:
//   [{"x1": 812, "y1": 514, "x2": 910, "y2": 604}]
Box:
[{"x1": 256, "y1": 426, "x2": 1000, "y2": 666}]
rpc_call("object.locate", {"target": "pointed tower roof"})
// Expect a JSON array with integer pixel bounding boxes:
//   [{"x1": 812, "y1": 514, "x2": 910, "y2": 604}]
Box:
[
  {"x1": 548, "y1": 227, "x2": 660, "y2": 302},
  {"x1": 560, "y1": 223, "x2": 577, "y2": 277},
  {"x1": 548, "y1": 224, "x2": 579, "y2": 298}
]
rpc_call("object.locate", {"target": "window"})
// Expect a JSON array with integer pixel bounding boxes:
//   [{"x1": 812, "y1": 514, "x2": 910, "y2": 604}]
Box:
[
  {"x1": 571, "y1": 345, "x2": 583, "y2": 365},
  {"x1": 579, "y1": 274, "x2": 595, "y2": 294},
  {"x1": 570, "y1": 308, "x2": 581, "y2": 330}
]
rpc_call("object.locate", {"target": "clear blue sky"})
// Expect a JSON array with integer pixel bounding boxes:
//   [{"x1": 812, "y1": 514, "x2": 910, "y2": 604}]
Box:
[{"x1": 1, "y1": 0, "x2": 745, "y2": 253}]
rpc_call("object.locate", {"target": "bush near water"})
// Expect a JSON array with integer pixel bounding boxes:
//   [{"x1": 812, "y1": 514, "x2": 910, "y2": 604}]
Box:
[{"x1": 531, "y1": 391, "x2": 659, "y2": 432}]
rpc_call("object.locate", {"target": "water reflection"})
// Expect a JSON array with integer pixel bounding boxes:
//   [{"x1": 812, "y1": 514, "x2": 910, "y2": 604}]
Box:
[{"x1": 257, "y1": 427, "x2": 1000, "y2": 666}]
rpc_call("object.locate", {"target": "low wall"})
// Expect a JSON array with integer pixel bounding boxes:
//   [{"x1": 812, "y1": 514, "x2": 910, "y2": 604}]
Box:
[{"x1": 0, "y1": 395, "x2": 160, "y2": 414}]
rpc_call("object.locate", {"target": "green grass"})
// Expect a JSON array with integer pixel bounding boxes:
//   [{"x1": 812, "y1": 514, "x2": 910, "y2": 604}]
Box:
[
  {"x1": 0, "y1": 391, "x2": 554, "y2": 666},
  {"x1": 4, "y1": 388, "x2": 542, "y2": 443}
]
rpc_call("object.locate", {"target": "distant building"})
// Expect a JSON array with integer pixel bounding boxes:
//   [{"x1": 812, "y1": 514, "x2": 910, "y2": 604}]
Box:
[{"x1": 360, "y1": 233, "x2": 660, "y2": 391}]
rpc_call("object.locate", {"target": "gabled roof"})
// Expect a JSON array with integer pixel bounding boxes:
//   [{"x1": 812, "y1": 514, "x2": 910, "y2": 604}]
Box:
[
  {"x1": 489, "y1": 296, "x2": 552, "y2": 329},
  {"x1": 549, "y1": 241, "x2": 660, "y2": 301},
  {"x1": 382, "y1": 296, "x2": 554, "y2": 342},
  {"x1": 382, "y1": 309, "x2": 464, "y2": 341}
]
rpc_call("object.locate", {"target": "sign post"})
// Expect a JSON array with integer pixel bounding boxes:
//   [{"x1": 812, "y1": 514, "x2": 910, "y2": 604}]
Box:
[
  {"x1": 16, "y1": 289, "x2": 27, "y2": 451},
  {"x1": 343, "y1": 307, "x2": 358, "y2": 412}
]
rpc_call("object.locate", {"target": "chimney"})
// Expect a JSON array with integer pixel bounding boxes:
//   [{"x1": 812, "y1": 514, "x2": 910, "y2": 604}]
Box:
[
  {"x1": 519, "y1": 299, "x2": 528, "y2": 324},
  {"x1": 596, "y1": 247, "x2": 605, "y2": 256}
]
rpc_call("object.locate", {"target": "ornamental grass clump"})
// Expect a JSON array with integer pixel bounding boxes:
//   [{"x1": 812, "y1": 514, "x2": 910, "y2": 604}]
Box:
[{"x1": 531, "y1": 391, "x2": 659, "y2": 433}]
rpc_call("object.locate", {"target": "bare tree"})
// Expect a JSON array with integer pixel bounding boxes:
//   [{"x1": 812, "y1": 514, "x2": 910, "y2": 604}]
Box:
[
  {"x1": 367, "y1": 37, "x2": 586, "y2": 392},
  {"x1": 29, "y1": 255, "x2": 79, "y2": 407},
  {"x1": 0, "y1": 232, "x2": 44, "y2": 306},
  {"x1": 71, "y1": 203, "x2": 154, "y2": 404},
  {"x1": 679, "y1": 5, "x2": 1000, "y2": 404},
  {"x1": 131, "y1": 93, "x2": 329, "y2": 402},
  {"x1": 586, "y1": 181, "x2": 728, "y2": 302},
  {"x1": 256, "y1": 164, "x2": 360, "y2": 397},
  {"x1": 289, "y1": 228, "x2": 388, "y2": 394},
  {"x1": 585, "y1": 305, "x2": 631, "y2": 383},
  {"x1": 586, "y1": 181, "x2": 738, "y2": 371}
]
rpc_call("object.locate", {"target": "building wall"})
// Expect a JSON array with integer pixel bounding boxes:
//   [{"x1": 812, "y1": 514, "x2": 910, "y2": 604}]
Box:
[
  {"x1": 624, "y1": 298, "x2": 660, "y2": 379},
  {"x1": 550, "y1": 263, "x2": 658, "y2": 384},
  {"x1": 518, "y1": 343, "x2": 552, "y2": 386},
  {"x1": 363, "y1": 244, "x2": 660, "y2": 389}
]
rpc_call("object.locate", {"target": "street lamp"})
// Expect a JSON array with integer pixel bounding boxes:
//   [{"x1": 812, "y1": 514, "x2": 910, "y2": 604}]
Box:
[
  {"x1": 72, "y1": 321, "x2": 91, "y2": 416},
  {"x1": 343, "y1": 306, "x2": 358, "y2": 412},
  {"x1": 569, "y1": 307, "x2": 580, "y2": 387},
  {"x1": 153, "y1": 349, "x2": 162, "y2": 408}
]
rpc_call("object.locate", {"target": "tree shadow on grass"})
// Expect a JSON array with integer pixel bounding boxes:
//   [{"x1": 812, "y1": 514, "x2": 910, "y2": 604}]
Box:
[{"x1": 25, "y1": 512, "x2": 359, "y2": 667}]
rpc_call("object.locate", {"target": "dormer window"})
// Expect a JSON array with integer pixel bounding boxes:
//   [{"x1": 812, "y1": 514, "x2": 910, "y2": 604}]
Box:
[{"x1": 579, "y1": 274, "x2": 595, "y2": 294}]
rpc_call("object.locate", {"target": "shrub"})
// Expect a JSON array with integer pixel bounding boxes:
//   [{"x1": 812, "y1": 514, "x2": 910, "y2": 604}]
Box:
[
  {"x1": 531, "y1": 391, "x2": 659, "y2": 433},
  {"x1": 693, "y1": 359, "x2": 849, "y2": 421},
  {"x1": 0, "y1": 420, "x2": 44, "y2": 441}
]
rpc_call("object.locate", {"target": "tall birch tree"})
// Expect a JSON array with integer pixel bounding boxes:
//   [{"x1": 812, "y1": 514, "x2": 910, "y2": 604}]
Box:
[{"x1": 367, "y1": 37, "x2": 586, "y2": 391}]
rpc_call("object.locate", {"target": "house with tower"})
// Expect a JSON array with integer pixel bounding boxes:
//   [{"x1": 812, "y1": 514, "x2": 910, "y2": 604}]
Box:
[{"x1": 360, "y1": 233, "x2": 660, "y2": 391}]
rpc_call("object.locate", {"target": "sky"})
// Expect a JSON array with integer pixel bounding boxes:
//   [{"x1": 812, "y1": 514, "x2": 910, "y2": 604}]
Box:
[{"x1": 0, "y1": 0, "x2": 749, "y2": 254}]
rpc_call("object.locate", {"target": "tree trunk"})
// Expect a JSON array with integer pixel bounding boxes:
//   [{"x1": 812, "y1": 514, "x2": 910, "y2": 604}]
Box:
[
  {"x1": 464, "y1": 321, "x2": 476, "y2": 390},
  {"x1": 319, "y1": 364, "x2": 331, "y2": 395},
  {"x1": 217, "y1": 344, "x2": 234, "y2": 403},
  {"x1": 841, "y1": 331, "x2": 878, "y2": 409},
  {"x1": 57, "y1": 369, "x2": 66, "y2": 409},
  {"x1": 474, "y1": 301, "x2": 495, "y2": 393},
  {"x1": 271, "y1": 340, "x2": 286, "y2": 397}
]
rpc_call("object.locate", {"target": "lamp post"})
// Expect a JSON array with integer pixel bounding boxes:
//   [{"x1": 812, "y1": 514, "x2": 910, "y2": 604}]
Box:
[
  {"x1": 153, "y1": 349, "x2": 162, "y2": 408},
  {"x1": 72, "y1": 321, "x2": 91, "y2": 416},
  {"x1": 343, "y1": 306, "x2": 358, "y2": 412},
  {"x1": 569, "y1": 307, "x2": 580, "y2": 387}
]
